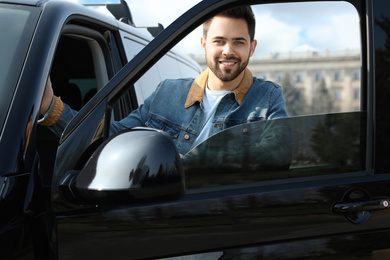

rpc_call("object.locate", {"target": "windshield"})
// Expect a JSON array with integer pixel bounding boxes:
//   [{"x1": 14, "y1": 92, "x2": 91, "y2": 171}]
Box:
[{"x1": 0, "y1": 4, "x2": 39, "y2": 134}]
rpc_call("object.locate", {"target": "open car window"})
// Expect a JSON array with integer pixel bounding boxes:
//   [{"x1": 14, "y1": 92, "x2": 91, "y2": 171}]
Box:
[
  {"x1": 101, "y1": 0, "x2": 364, "y2": 190},
  {"x1": 178, "y1": 1, "x2": 364, "y2": 189}
]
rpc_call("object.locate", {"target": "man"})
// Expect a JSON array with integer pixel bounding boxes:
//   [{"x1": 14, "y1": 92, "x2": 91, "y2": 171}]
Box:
[{"x1": 39, "y1": 6, "x2": 288, "y2": 155}]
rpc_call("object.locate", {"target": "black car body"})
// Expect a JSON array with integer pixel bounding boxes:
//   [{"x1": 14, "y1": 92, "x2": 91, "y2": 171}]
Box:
[{"x1": 1, "y1": 0, "x2": 390, "y2": 259}]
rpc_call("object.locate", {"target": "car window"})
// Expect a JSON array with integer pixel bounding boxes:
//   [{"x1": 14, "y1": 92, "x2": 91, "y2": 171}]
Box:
[
  {"x1": 51, "y1": 27, "x2": 111, "y2": 111},
  {"x1": 107, "y1": 1, "x2": 363, "y2": 189},
  {"x1": 182, "y1": 112, "x2": 365, "y2": 188},
  {"x1": 176, "y1": 1, "x2": 364, "y2": 188},
  {"x1": 257, "y1": 2, "x2": 361, "y2": 117},
  {"x1": 0, "y1": 4, "x2": 40, "y2": 135}
]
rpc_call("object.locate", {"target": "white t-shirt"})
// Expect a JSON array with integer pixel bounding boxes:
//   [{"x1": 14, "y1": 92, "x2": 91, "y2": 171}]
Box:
[{"x1": 191, "y1": 84, "x2": 232, "y2": 149}]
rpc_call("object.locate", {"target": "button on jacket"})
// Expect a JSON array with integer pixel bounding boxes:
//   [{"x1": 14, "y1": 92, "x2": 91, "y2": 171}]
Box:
[{"x1": 53, "y1": 68, "x2": 288, "y2": 155}]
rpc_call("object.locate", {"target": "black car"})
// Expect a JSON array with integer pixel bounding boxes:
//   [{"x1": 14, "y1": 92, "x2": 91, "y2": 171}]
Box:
[{"x1": 1, "y1": 0, "x2": 390, "y2": 259}]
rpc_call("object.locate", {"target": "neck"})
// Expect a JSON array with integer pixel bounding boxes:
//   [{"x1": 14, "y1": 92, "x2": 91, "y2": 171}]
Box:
[{"x1": 207, "y1": 70, "x2": 245, "y2": 91}]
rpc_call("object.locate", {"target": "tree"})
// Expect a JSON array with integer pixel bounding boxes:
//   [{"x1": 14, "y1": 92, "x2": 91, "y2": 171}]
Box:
[
  {"x1": 310, "y1": 113, "x2": 362, "y2": 166},
  {"x1": 281, "y1": 74, "x2": 309, "y2": 116},
  {"x1": 311, "y1": 78, "x2": 334, "y2": 114}
]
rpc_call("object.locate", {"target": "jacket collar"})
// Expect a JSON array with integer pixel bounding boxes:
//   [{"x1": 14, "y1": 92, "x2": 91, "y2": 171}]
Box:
[{"x1": 184, "y1": 68, "x2": 253, "y2": 108}]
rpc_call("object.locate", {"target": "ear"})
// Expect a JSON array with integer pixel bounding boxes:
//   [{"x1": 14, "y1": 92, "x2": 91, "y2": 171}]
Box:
[
  {"x1": 201, "y1": 37, "x2": 206, "y2": 51},
  {"x1": 250, "y1": 39, "x2": 257, "y2": 57}
]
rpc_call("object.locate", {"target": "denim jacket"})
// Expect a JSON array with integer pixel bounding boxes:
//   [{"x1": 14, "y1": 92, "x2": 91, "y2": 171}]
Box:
[{"x1": 53, "y1": 68, "x2": 288, "y2": 155}]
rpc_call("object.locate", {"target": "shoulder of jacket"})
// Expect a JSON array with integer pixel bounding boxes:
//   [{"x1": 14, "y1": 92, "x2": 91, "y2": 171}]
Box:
[
  {"x1": 153, "y1": 78, "x2": 195, "y2": 98},
  {"x1": 158, "y1": 77, "x2": 194, "y2": 89},
  {"x1": 252, "y1": 77, "x2": 282, "y2": 89}
]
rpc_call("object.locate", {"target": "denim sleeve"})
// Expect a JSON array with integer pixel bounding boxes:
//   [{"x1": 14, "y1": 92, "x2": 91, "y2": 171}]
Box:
[
  {"x1": 47, "y1": 97, "x2": 152, "y2": 138},
  {"x1": 48, "y1": 103, "x2": 78, "y2": 137},
  {"x1": 267, "y1": 85, "x2": 289, "y2": 119},
  {"x1": 48, "y1": 84, "x2": 157, "y2": 137},
  {"x1": 109, "y1": 90, "x2": 154, "y2": 136}
]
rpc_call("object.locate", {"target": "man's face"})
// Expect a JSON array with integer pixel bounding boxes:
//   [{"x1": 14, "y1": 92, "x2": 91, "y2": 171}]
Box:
[{"x1": 202, "y1": 16, "x2": 257, "y2": 82}]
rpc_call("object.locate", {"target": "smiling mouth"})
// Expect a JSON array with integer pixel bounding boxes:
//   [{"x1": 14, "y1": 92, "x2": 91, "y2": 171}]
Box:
[
  {"x1": 215, "y1": 56, "x2": 240, "y2": 69},
  {"x1": 220, "y1": 61, "x2": 236, "y2": 65},
  {"x1": 219, "y1": 60, "x2": 238, "y2": 69}
]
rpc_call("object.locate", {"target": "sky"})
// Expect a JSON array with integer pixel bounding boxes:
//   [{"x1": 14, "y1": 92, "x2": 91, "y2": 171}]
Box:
[{"x1": 72, "y1": 0, "x2": 361, "y2": 57}]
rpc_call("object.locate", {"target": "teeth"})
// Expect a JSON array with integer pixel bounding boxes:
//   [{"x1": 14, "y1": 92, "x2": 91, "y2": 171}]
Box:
[{"x1": 222, "y1": 62, "x2": 234, "y2": 65}]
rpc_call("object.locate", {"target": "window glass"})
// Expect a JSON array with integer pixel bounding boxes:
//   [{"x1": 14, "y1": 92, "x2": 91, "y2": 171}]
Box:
[
  {"x1": 253, "y1": 2, "x2": 360, "y2": 116},
  {"x1": 353, "y1": 69, "x2": 361, "y2": 80},
  {"x1": 111, "y1": 1, "x2": 365, "y2": 189},
  {"x1": 183, "y1": 112, "x2": 365, "y2": 188},
  {"x1": 334, "y1": 70, "x2": 342, "y2": 81},
  {"x1": 177, "y1": 1, "x2": 365, "y2": 189},
  {"x1": 0, "y1": 5, "x2": 39, "y2": 134},
  {"x1": 296, "y1": 72, "x2": 303, "y2": 83},
  {"x1": 0, "y1": 6, "x2": 35, "y2": 90},
  {"x1": 315, "y1": 71, "x2": 322, "y2": 82}
]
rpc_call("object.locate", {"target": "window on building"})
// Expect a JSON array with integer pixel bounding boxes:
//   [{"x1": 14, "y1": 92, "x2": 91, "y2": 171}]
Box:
[
  {"x1": 354, "y1": 88, "x2": 360, "y2": 99},
  {"x1": 296, "y1": 72, "x2": 303, "y2": 83},
  {"x1": 353, "y1": 69, "x2": 361, "y2": 80},
  {"x1": 315, "y1": 71, "x2": 322, "y2": 82},
  {"x1": 334, "y1": 88, "x2": 342, "y2": 100},
  {"x1": 334, "y1": 70, "x2": 342, "y2": 81},
  {"x1": 277, "y1": 72, "x2": 284, "y2": 82}
]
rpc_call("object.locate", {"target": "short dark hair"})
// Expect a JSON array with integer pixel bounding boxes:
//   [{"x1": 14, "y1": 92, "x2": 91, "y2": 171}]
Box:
[{"x1": 203, "y1": 6, "x2": 256, "y2": 41}]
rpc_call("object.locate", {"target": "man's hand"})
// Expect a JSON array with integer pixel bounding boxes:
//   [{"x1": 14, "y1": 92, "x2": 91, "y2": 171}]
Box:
[{"x1": 40, "y1": 77, "x2": 54, "y2": 114}]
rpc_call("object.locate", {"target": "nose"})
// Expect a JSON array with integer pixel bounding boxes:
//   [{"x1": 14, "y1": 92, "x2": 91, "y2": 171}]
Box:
[{"x1": 222, "y1": 43, "x2": 234, "y2": 56}]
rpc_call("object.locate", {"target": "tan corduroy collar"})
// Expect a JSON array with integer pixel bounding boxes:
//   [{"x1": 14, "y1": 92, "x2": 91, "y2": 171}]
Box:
[{"x1": 184, "y1": 68, "x2": 253, "y2": 108}]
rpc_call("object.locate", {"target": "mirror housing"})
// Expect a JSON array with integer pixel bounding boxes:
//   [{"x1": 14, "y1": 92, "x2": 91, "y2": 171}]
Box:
[{"x1": 59, "y1": 127, "x2": 185, "y2": 205}]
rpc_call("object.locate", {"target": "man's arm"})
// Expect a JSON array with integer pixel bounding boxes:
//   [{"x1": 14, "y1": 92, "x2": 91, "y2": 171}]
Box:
[
  {"x1": 40, "y1": 77, "x2": 54, "y2": 114},
  {"x1": 38, "y1": 77, "x2": 78, "y2": 136},
  {"x1": 109, "y1": 91, "x2": 154, "y2": 136},
  {"x1": 38, "y1": 77, "x2": 66, "y2": 129},
  {"x1": 38, "y1": 77, "x2": 155, "y2": 138}
]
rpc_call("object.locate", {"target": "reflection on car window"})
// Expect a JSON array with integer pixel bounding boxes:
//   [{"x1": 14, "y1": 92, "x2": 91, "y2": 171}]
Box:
[
  {"x1": 254, "y1": 2, "x2": 361, "y2": 117},
  {"x1": 182, "y1": 112, "x2": 365, "y2": 188},
  {"x1": 0, "y1": 5, "x2": 39, "y2": 131}
]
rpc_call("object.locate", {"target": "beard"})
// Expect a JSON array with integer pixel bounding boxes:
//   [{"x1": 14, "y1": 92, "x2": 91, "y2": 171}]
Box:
[{"x1": 206, "y1": 55, "x2": 249, "y2": 82}]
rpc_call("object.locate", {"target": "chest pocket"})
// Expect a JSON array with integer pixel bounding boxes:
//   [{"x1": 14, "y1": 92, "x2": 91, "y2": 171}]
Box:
[
  {"x1": 146, "y1": 117, "x2": 180, "y2": 139},
  {"x1": 247, "y1": 107, "x2": 267, "y2": 122},
  {"x1": 224, "y1": 107, "x2": 267, "y2": 128}
]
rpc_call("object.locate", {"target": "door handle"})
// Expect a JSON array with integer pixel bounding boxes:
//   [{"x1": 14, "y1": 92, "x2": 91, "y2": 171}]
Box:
[{"x1": 333, "y1": 198, "x2": 390, "y2": 213}]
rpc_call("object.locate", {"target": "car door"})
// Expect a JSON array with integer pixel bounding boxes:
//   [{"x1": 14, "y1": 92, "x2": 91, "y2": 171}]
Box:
[{"x1": 51, "y1": 0, "x2": 390, "y2": 259}]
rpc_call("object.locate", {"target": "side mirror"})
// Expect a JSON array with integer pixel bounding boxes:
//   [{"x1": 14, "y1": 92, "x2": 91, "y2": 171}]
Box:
[{"x1": 59, "y1": 127, "x2": 185, "y2": 205}]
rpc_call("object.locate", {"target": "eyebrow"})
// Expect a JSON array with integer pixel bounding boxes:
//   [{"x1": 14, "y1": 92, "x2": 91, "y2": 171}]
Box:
[{"x1": 212, "y1": 36, "x2": 248, "y2": 41}]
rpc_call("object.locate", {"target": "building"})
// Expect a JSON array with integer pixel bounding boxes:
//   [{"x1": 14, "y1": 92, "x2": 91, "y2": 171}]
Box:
[{"x1": 193, "y1": 49, "x2": 361, "y2": 116}]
